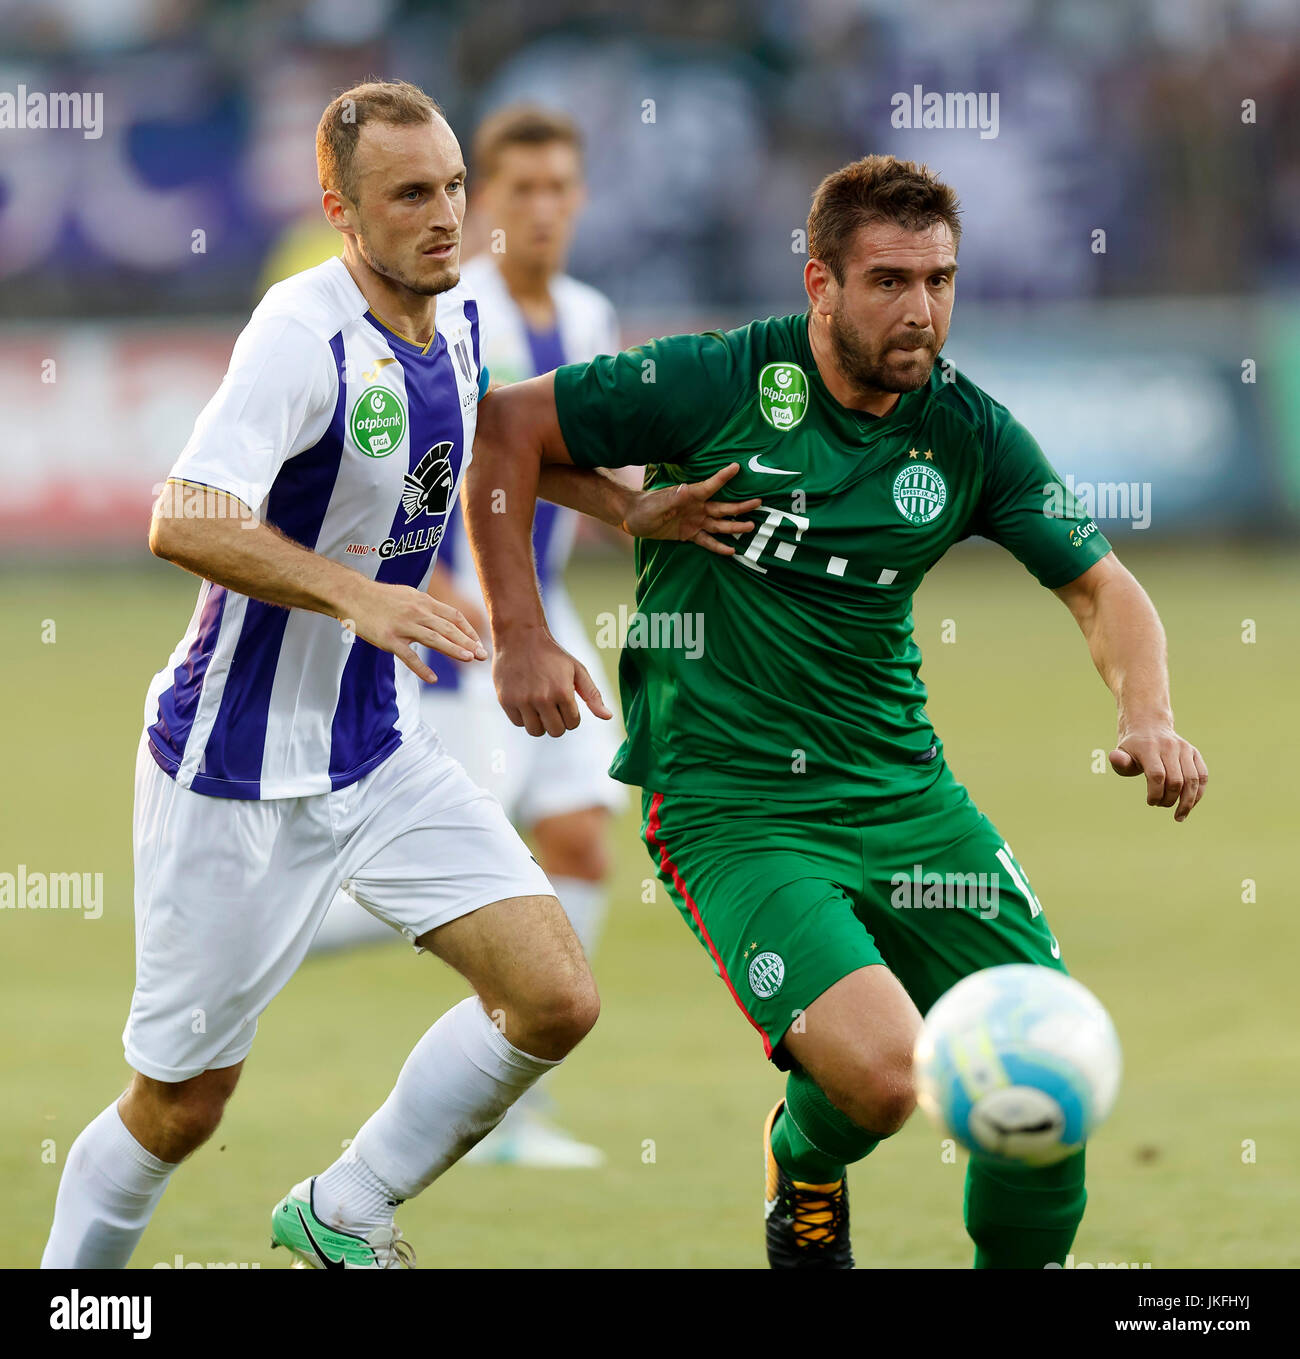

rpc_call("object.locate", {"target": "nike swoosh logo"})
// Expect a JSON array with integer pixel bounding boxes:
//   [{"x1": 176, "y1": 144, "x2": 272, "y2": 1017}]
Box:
[
  {"x1": 748, "y1": 453, "x2": 799, "y2": 476},
  {"x1": 297, "y1": 1207, "x2": 347, "y2": 1269}
]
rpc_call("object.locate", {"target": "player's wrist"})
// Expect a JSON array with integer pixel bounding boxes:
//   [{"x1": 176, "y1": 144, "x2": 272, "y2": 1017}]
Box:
[
  {"x1": 491, "y1": 613, "x2": 551, "y2": 645},
  {"x1": 325, "y1": 566, "x2": 378, "y2": 623},
  {"x1": 1117, "y1": 707, "x2": 1176, "y2": 738}
]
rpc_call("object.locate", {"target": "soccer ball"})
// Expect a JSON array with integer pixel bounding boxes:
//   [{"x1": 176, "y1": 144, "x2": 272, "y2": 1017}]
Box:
[{"x1": 913, "y1": 964, "x2": 1122, "y2": 1166}]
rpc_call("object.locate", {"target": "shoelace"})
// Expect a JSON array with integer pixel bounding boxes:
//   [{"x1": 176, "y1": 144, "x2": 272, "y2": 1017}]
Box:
[
  {"x1": 365, "y1": 1225, "x2": 418, "y2": 1269},
  {"x1": 790, "y1": 1181, "x2": 847, "y2": 1251}
]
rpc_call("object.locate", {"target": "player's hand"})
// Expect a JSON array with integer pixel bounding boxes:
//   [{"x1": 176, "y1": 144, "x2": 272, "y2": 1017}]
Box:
[
  {"x1": 1109, "y1": 724, "x2": 1208, "y2": 822},
  {"x1": 346, "y1": 580, "x2": 487, "y2": 684},
  {"x1": 428, "y1": 580, "x2": 490, "y2": 653},
  {"x1": 493, "y1": 626, "x2": 613, "y2": 736},
  {"x1": 622, "y1": 462, "x2": 761, "y2": 556}
]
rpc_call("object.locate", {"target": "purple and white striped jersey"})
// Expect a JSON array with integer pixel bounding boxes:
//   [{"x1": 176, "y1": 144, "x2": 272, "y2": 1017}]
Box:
[{"x1": 144, "y1": 256, "x2": 487, "y2": 800}]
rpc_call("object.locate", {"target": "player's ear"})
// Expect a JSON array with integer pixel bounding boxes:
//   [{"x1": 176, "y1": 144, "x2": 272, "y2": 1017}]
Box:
[
  {"x1": 804, "y1": 257, "x2": 835, "y2": 317},
  {"x1": 322, "y1": 188, "x2": 350, "y2": 233}
]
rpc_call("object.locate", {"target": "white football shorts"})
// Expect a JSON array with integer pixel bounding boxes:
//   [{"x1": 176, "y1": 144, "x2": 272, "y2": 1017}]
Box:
[
  {"x1": 123, "y1": 720, "x2": 553, "y2": 1082},
  {"x1": 421, "y1": 587, "x2": 627, "y2": 826}
]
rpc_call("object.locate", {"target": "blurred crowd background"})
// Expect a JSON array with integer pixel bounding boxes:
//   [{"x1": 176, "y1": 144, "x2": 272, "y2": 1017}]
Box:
[{"x1": 2, "y1": 0, "x2": 1299, "y2": 548}]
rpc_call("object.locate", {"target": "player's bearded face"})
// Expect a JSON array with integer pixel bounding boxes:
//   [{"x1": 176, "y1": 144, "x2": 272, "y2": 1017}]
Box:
[
  {"x1": 827, "y1": 295, "x2": 940, "y2": 393},
  {"x1": 823, "y1": 222, "x2": 957, "y2": 395}
]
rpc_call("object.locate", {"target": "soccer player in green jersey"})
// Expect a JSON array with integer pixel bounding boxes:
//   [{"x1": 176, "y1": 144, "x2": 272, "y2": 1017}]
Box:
[{"x1": 462, "y1": 155, "x2": 1208, "y2": 1269}]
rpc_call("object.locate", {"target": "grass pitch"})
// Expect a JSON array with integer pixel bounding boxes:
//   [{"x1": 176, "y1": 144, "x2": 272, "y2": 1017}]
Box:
[{"x1": 2, "y1": 540, "x2": 1296, "y2": 1267}]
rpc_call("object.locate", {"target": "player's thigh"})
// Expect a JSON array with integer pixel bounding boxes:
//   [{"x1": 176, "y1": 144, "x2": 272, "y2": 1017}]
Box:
[
  {"x1": 126, "y1": 736, "x2": 343, "y2": 1082},
  {"x1": 859, "y1": 788, "x2": 1065, "y2": 1019},
  {"x1": 418, "y1": 892, "x2": 595, "y2": 1031},
  {"x1": 645, "y1": 790, "x2": 875, "y2": 1062}
]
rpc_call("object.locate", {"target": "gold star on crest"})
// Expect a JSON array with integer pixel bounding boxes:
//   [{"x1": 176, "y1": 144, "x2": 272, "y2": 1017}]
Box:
[
  {"x1": 908, "y1": 448, "x2": 920, "y2": 459},
  {"x1": 922, "y1": 449, "x2": 934, "y2": 460}
]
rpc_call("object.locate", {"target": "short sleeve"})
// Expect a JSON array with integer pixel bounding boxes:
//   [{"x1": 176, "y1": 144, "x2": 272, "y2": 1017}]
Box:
[
  {"x1": 554, "y1": 330, "x2": 744, "y2": 469},
  {"x1": 972, "y1": 413, "x2": 1111, "y2": 587},
  {"x1": 477, "y1": 365, "x2": 491, "y2": 400},
  {"x1": 167, "y1": 315, "x2": 338, "y2": 511}
]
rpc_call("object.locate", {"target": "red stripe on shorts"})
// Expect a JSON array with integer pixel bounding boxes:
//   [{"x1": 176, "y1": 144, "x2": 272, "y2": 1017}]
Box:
[{"x1": 646, "y1": 791, "x2": 773, "y2": 1058}]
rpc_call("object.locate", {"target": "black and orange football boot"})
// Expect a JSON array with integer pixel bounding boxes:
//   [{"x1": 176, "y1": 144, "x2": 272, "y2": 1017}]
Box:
[{"x1": 763, "y1": 1101, "x2": 854, "y2": 1269}]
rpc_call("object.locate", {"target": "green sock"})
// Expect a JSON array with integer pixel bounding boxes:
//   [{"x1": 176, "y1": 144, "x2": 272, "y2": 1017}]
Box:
[
  {"x1": 964, "y1": 1148, "x2": 1087, "y2": 1268},
  {"x1": 771, "y1": 1066, "x2": 882, "y2": 1184}
]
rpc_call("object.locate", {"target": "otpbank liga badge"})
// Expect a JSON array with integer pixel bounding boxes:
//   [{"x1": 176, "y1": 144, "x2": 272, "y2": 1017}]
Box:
[
  {"x1": 350, "y1": 385, "x2": 408, "y2": 458},
  {"x1": 758, "y1": 363, "x2": 808, "y2": 429}
]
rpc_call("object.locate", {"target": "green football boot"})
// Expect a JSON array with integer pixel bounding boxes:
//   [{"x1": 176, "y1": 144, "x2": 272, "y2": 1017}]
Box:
[{"x1": 270, "y1": 1178, "x2": 416, "y2": 1269}]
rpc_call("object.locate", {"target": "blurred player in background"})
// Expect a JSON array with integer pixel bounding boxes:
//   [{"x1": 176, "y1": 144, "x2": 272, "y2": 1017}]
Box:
[{"x1": 310, "y1": 105, "x2": 626, "y2": 1169}]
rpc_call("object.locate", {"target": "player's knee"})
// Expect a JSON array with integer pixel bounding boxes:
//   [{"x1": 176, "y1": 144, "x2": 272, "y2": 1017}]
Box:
[
  {"x1": 862, "y1": 1072, "x2": 917, "y2": 1137},
  {"x1": 522, "y1": 974, "x2": 600, "y2": 1056},
  {"x1": 830, "y1": 1059, "x2": 917, "y2": 1139},
  {"x1": 159, "y1": 1096, "x2": 226, "y2": 1156},
  {"x1": 554, "y1": 843, "x2": 611, "y2": 882},
  {"x1": 129, "y1": 1066, "x2": 240, "y2": 1161}
]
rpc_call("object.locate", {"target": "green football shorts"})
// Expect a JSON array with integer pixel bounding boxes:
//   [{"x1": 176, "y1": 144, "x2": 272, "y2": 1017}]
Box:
[{"x1": 643, "y1": 765, "x2": 1067, "y2": 1066}]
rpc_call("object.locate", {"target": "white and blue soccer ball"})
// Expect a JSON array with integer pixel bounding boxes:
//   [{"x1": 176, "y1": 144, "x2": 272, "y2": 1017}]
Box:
[{"x1": 913, "y1": 965, "x2": 1122, "y2": 1167}]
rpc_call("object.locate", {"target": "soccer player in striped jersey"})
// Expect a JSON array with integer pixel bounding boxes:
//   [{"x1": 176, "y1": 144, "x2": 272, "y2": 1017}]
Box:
[
  {"x1": 462, "y1": 155, "x2": 1209, "y2": 1268},
  {"x1": 311, "y1": 106, "x2": 625, "y2": 1169},
  {"x1": 40, "y1": 80, "x2": 756, "y2": 1270}
]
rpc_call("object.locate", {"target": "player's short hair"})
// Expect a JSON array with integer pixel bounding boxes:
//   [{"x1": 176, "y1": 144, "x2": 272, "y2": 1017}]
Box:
[
  {"x1": 316, "y1": 80, "x2": 444, "y2": 201},
  {"x1": 808, "y1": 155, "x2": 962, "y2": 283},
  {"x1": 471, "y1": 104, "x2": 583, "y2": 181}
]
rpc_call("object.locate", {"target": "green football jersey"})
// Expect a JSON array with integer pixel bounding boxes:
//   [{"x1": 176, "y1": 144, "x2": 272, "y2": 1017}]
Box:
[{"x1": 553, "y1": 311, "x2": 1110, "y2": 805}]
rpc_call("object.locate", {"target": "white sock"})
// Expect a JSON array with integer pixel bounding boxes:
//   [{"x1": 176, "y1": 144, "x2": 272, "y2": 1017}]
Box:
[
  {"x1": 551, "y1": 876, "x2": 608, "y2": 961},
  {"x1": 41, "y1": 1101, "x2": 177, "y2": 1268},
  {"x1": 309, "y1": 889, "x2": 397, "y2": 955},
  {"x1": 313, "y1": 997, "x2": 560, "y2": 1231},
  {"x1": 481, "y1": 880, "x2": 604, "y2": 1127}
]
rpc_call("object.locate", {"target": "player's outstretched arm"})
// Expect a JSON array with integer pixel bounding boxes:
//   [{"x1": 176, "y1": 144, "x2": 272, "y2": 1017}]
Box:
[
  {"x1": 149, "y1": 481, "x2": 485, "y2": 683},
  {"x1": 465, "y1": 374, "x2": 613, "y2": 736},
  {"x1": 1053, "y1": 551, "x2": 1208, "y2": 821}
]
